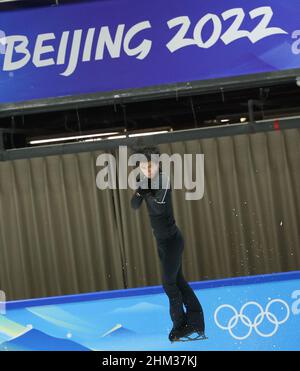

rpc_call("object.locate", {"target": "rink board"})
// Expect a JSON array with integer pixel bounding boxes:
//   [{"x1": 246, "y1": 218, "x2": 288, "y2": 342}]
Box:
[{"x1": 1, "y1": 271, "x2": 300, "y2": 351}]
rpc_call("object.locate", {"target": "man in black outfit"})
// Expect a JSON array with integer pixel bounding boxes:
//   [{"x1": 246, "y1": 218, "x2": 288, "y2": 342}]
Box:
[{"x1": 130, "y1": 146, "x2": 206, "y2": 342}]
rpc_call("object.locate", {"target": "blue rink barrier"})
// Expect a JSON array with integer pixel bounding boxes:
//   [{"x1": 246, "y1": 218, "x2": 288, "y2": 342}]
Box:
[{"x1": 1, "y1": 271, "x2": 300, "y2": 351}]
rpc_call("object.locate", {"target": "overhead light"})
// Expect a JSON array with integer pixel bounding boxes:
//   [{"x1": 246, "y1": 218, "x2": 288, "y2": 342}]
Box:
[
  {"x1": 29, "y1": 128, "x2": 171, "y2": 145},
  {"x1": 129, "y1": 130, "x2": 169, "y2": 137},
  {"x1": 82, "y1": 138, "x2": 103, "y2": 143},
  {"x1": 29, "y1": 132, "x2": 120, "y2": 145},
  {"x1": 106, "y1": 135, "x2": 127, "y2": 140}
]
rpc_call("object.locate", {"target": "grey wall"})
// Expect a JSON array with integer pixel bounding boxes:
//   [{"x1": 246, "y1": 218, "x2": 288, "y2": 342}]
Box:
[{"x1": 0, "y1": 128, "x2": 299, "y2": 300}]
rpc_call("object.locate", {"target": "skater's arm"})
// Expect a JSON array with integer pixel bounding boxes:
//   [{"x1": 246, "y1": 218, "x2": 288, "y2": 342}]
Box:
[
  {"x1": 145, "y1": 173, "x2": 171, "y2": 212},
  {"x1": 131, "y1": 173, "x2": 147, "y2": 210},
  {"x1": 130, "y1": 189, "x2": 144, "y2": 209},
  {"x1": 131, "y1": 184, "x2": 152, "y2": 209}
]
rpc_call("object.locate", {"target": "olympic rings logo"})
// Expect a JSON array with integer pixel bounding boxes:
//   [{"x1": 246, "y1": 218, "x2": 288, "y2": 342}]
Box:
[{"x1": 214, "y1": 299, "x2": 290, "y2": 340}]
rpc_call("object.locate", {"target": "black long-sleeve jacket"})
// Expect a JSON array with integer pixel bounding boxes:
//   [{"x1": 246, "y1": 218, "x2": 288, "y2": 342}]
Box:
[{"x1": 131, "y1": 171, "x2": 178, "y2": 240}]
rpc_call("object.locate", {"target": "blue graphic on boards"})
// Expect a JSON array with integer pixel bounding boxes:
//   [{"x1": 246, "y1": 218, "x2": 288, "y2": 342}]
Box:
[
  {"x1": 1, "y1": 329, "x2": 89, "y2": 351},
  {"x1": 1, "y1": 0, "x2": 300, "y2": 104},
  {"x1": 1, "y1": 272, "x2": 300, "y2": 351}
]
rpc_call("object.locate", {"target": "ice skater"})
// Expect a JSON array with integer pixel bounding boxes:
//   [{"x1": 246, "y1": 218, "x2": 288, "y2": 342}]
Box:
[{"x1": 130, "y1": 146, "x2": 206, "y2": 342}]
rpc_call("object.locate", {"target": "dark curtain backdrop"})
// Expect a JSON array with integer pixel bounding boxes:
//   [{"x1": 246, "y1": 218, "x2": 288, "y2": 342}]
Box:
[{"x1": 0, "y1": 128, "x2": 299, "y2": 300}]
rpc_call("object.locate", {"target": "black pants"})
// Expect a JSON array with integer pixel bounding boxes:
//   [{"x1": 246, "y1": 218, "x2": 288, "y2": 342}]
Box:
[{"x1": 156, "y1": 229, "x2": 205, "y2": 331}]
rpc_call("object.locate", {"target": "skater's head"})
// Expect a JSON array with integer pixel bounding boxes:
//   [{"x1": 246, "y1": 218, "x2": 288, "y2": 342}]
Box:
[{"x1": 130, "y1": 145, "x2": 161, "y2": 179}]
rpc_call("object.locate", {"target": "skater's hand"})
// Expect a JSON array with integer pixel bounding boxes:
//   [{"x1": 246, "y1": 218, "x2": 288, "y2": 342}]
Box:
[
  {"x1": 136, "y1": 186, "x2": 152, "y2": 197},
  {"x1": 135, "y1": 173, "x2": 152, "y2": 197},
  {"x1": 131, "y1": 173, "x2": 152, "y2": 209}
]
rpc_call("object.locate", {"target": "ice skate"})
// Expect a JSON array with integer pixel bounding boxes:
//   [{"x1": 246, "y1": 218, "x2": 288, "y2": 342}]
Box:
[{"x1": 169, "y1": 323, "x2": 207, "y2": 343}]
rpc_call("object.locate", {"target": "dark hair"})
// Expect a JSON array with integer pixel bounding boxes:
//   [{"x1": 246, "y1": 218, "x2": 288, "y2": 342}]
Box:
[{"x1": 130, "y1": 145, "x2": 161, "y2": 168}]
